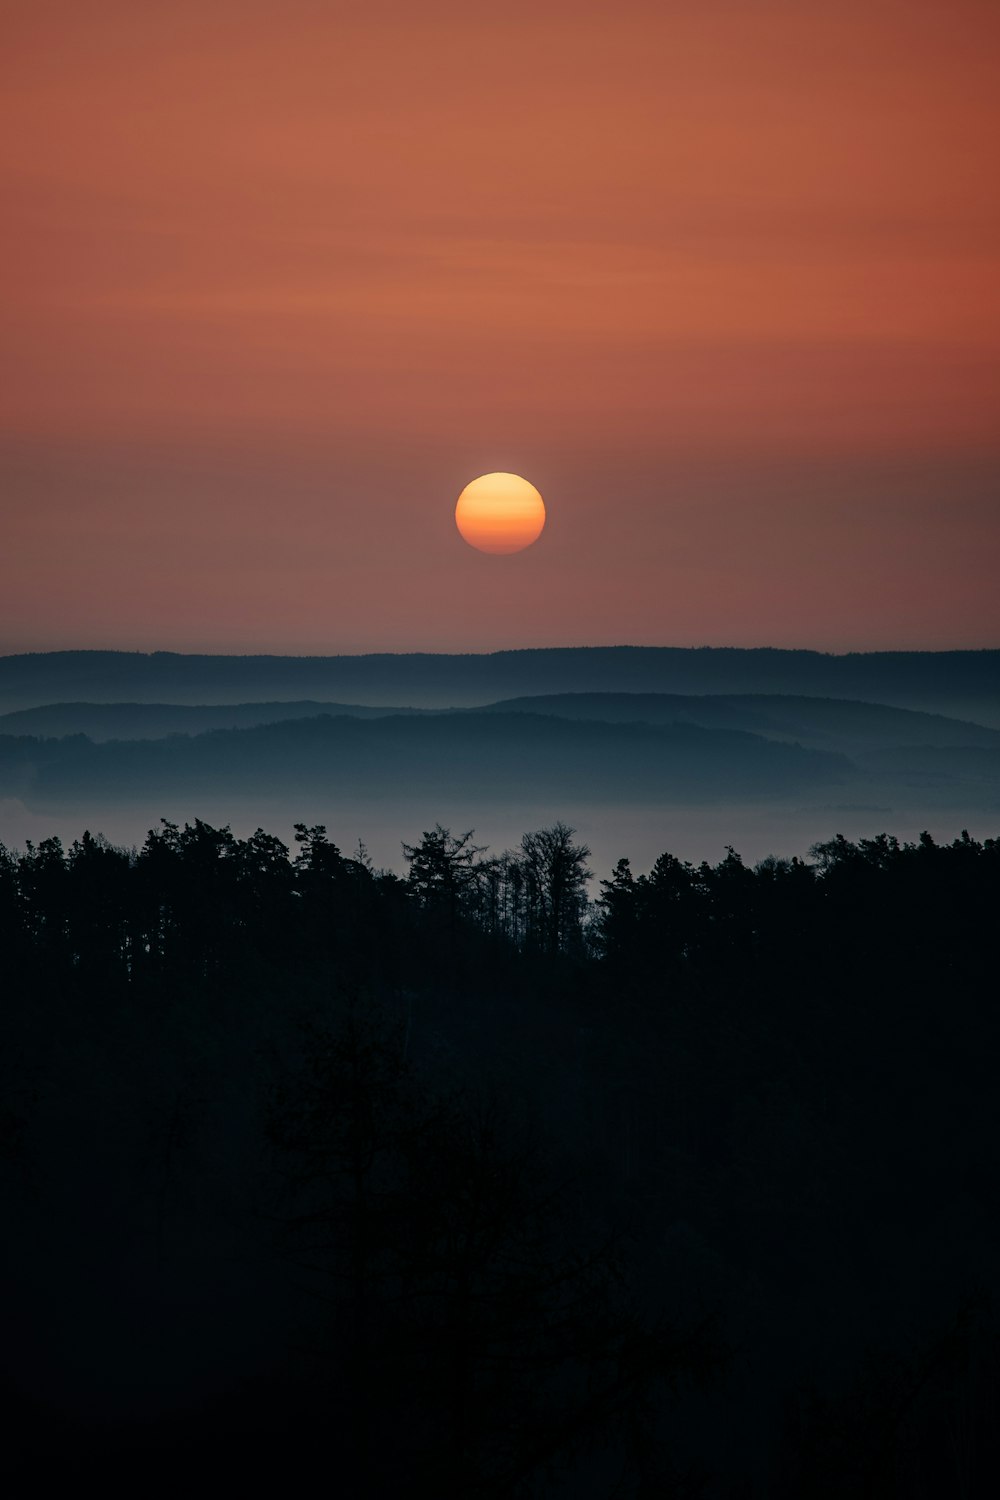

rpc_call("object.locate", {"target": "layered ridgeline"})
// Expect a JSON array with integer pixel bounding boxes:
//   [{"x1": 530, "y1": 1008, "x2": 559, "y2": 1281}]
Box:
[
  {"x1": 2, "y1": 646, "x2": 999, "y2": 721},
  {"x1": 0, "y1": 700, "x2": 430, "y2": 741},
  {"x1": 0, "y1": 712, "x2": 850, "y2": 803},
  {"x1": 3, "y1": 691, "x2": 999, "y2": 750},
  {"x1": 0, "y1": 693, "x2": 998, "y2": 813},
  {"x1": 1, "y1": 650, "x2": 997, "y2": 823}
]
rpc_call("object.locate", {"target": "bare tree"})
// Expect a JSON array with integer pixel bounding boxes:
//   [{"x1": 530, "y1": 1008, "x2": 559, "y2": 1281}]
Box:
[{"x1": 518, "y1": 822, "x2": 592, "y2": 955}]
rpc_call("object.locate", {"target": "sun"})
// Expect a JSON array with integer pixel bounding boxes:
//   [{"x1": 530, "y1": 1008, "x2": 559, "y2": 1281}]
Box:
[{"x1": 455, "y1": 472, "x2": 546, "y2": 555}]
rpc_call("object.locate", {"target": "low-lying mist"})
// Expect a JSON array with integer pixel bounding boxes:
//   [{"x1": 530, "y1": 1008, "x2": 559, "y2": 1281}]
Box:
[{"x1": 3, "y1": 792, "x2": 996, "y2": 882}]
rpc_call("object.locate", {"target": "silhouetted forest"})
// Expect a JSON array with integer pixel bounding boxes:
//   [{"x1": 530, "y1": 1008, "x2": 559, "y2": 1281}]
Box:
[{"x1": 2, "y1": 818, "x2": 999, "y2": 1494}]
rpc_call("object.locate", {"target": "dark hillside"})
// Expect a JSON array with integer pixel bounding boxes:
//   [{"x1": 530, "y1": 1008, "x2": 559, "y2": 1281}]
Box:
[
  {"x1": 8, "y1": 691, "x2": 998, "y2": 753},
  {"x1": 480, "y1": 692, "x2": 1000, "y2": 752},
  {"x1": 0, "y1": 712, "x2": 850, "y2": 807},
  {"x1": 2, "y1": 647, "x2": 998, "y2": 719},
  {"x1": 0, "y1": 699, "x2": 425, "y2": 741}
]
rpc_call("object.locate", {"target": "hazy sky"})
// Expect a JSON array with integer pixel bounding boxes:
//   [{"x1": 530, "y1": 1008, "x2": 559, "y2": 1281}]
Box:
[{"x1": 3, "y1": 0, "x2": 998, "y2": 654}]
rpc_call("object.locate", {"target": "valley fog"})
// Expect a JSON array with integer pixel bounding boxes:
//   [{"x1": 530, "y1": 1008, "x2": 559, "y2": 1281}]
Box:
[{"x1": 3, "y1": 793, "x2": 996, "y2": 882}]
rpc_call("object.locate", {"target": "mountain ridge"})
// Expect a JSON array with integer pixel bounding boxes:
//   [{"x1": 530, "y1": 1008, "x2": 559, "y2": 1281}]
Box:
[
  {"x1": 4, "y1": 691, "x2": 999, "y2": 751},
  {"x1": 2, "y1": 646, "x2": 998, "y2": 720},
  {"x1": 0, "y1": 710, "x2": 851, "y2": 806}
]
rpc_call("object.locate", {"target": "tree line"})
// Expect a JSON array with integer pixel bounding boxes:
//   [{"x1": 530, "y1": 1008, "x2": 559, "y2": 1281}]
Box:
[
  {"x1": 3, "y1": 815, "x2": 997, "y2": 983},
  {"x1": 2, "y1": 818, "x2": 999, "y2": 1494}
]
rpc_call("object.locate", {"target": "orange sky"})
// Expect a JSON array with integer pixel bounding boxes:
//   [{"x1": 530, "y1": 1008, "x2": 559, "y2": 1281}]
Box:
[{"x1": 2, "y1": 0, "x2": 998, "y2": 653}]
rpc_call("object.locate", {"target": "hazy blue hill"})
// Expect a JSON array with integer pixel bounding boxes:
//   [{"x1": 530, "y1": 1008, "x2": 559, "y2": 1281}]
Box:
[
  {"x1": 854, "y1": 744, "x2": 1000, "y2": 795},
  {"x1": 479, "y1": 693, "x2": 1000, "y2": 752},
  {"x1": 0, "y1": 699, "x2": 425, "y2": 741},
  {"x1": 2, "y1": 647, "x2": 998, "y2": 721},
  {"x1": 0, "y1": 712, "x2": 851, "y2": 806},
  {"x1": 8, "y1": 691, "x2": 998, "y2": 755}
]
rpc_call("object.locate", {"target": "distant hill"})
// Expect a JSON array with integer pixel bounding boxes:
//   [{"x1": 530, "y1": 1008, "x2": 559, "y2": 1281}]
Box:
[
  {"x1": 0, "y1": 712, "x2": 851, "y2": 807},
  {"x1": 0, "y1": 700, "x2": 425, "y2": 742},
  {"x1": 853, "y1": 744, "x2": 1000, "y2": 796},
  {"x1": 1, "y1": 648, "x2": 998, "y2": 721},
  {"x1": 8, "y1": 691, "x2": 998, "y2": 753},
  {"x1": 480, "y1": 694, "x2": 1000, "y2": 753}
]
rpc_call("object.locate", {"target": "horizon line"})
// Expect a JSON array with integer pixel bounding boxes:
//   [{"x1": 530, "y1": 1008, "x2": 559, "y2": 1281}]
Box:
[{"x1": 3, "y1": 643, "x2": 1000, "y2": 663}]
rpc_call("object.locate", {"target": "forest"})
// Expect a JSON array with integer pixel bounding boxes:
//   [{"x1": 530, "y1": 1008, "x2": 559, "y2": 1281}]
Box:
[{"x1": 2, "y1": 817, "x2": 999, "y2": 1495}]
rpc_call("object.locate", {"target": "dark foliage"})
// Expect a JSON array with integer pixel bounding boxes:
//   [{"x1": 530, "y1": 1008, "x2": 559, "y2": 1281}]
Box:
[{"x1": 1, "y1": 819, "x2": 998, "y2": 1493}]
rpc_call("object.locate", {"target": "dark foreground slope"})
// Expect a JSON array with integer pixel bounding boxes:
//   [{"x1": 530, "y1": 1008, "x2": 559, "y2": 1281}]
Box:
[
  {"x1": 3, "y1": 647, "x2": 998, "y2": 720},
  {"x1": 2, "y1": 821, "x2": 998, "y2": 1493}
]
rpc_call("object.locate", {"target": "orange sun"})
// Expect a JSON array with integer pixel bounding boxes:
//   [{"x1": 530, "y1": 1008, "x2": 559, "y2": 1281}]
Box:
[{"x1": 455, "y1": 472, "x2": 546, "y2": 554}]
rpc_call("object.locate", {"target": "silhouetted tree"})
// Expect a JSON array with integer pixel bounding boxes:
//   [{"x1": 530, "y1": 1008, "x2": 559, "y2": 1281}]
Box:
[
  {"x1": 402, "y1": 825, "x2": 486, "y2": 916},
  {"x1": 518, "y1": 822, "x2": 592, "y2": 955},
  {"x1": 265, "y1": 1002, "x2": 718, "y2": 1493}
]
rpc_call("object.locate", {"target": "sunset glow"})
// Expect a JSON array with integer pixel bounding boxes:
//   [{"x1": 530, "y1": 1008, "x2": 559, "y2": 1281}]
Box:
[{"x1": 1, "y1": 0, "x2": 998, "y2": 652}]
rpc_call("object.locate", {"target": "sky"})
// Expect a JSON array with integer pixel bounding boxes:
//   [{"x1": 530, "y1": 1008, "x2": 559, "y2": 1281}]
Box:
[{"x1": 2, "y1": 0, "x2": 998, "y2": 655}]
